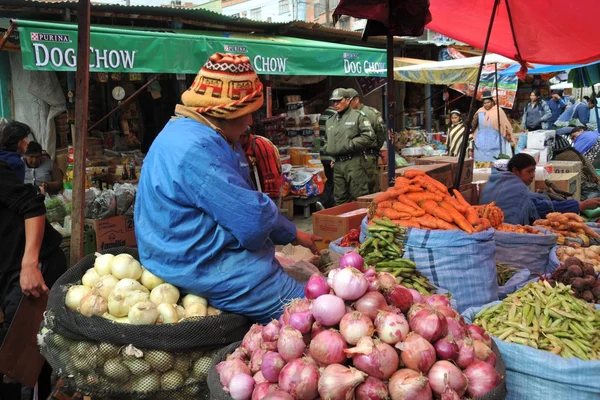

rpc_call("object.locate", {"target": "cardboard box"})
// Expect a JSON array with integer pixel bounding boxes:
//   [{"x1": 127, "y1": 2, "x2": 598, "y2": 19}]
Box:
[
  {"x1": 415, "y1": 156, "x2": 474, "y2": 186},
  {"x1": 85, "y1": 216, "x2": 137, "y2": 252},
  {"x1": 527, "y1": 130, "x2": 555, "y2": 149},
  {"x1": 549, "y1": 160, "x2": 582, "y2": 175},
  {"x1": 538, "y1": 147, "x2": 552, "y2": 164},
  {"x1": 313, "y1": 202, "x2": 369, "y2": 251},
  {"x1": 534, "y1": 173, "x2": 581, "y2": 200},
  {"x1": 520, "y1": 149, "x2": 540, "y2": 163},
  {"x1": 473, "y1": 168, "x2": 492, "y2": 182},
  {"x1": 357, "y1": 192, "x2": 381, "y2": 208}
]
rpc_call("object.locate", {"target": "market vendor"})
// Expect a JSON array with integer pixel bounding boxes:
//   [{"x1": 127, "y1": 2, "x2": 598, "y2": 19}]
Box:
[
  {"x1": 558, "y1": 126, "x2": 600, "y2": 168},
  {"x1": 446, "y1": 110, "x2": 472, "y2": 157},
  {"x1": 555, "y1": 97, "x2": 597, "y2": 127},
  {"x1": 135, "y1": 53, "x2": 321, "y2": 324},
  {"x1": 472, "y1": 91, "x2": 514, "y2": 162},
  {"x1": 480, "y1": 153, "x2": 600, "y2": 225},
  {"x1": 23, "y1": 141, "x2": 64, "y2": 195},
  {"x1": 552, "y1": 135, "x2": 600, "y2": 199}
]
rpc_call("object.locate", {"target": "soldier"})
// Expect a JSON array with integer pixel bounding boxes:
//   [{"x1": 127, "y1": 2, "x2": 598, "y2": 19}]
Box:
[
  {"x1": 347, "y1": 88, "x2": 386, "y2": 192},
  {"x1": 318, "y1": 105, "x2": 337, "y2": 208},
  {"x1": 325, "y1": 88, "x2": 376, "y2": 205}
]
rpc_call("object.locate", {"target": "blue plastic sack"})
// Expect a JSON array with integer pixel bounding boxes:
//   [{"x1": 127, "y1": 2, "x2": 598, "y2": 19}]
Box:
[
  {"x1": 359, "y1": 216, "x2": 369, "y2": 244},
  {"x1": 328, "y1": 237, "x2": 356, "y2": 256},
  {"x1": 497, "y1": 268, "x2": 531, "y2": 299},
  {"x1": 493, "y1": 228, "x2": 557, "y2": 275},
  {"x1": 548, "y1": 245, "x2": 562, "y2": 272},
  {"x1": 463, "y1": 302, "x2": 600, "y2": 400},
  {"x1": 403, "y1": 227, "x2": 498, "y2": 313}
]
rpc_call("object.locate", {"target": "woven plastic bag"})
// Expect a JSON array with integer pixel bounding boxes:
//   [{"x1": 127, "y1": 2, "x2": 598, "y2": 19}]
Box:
[
  {"x1": 328, "y1": 237, "x2": 357, "y2": 256},
  {"x1": 493, "y1": 228, "x2": 557, "y2": 274},
  {"x1": 498, "y1": 268, "x2": 531, "y2": 299}
]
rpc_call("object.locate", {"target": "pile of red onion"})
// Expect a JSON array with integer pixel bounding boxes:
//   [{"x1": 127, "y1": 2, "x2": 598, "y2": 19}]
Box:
[{"x1": 217, "y1": 252, "x2": 502, "y2": 400}]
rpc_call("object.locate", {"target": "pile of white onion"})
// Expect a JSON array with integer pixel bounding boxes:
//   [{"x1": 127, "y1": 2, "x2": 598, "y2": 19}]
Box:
[
  {"x1": 65, "y1": 253, "x2": 222, "y2": 325},
  {"x1": 217, "y1": 261, "x2": 503, "y2": 400}
]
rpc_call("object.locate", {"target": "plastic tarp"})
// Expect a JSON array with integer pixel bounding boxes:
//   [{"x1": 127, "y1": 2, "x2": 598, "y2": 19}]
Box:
[
  {"x1": 427, "y1": 0, "x2": 600, "y2": 67},
  {"x1": 392, "y1": 54, "x2": 517, "y2": 84},
  {"x1": 499, "y1": 61, "x2": 600, "y2": 77}
]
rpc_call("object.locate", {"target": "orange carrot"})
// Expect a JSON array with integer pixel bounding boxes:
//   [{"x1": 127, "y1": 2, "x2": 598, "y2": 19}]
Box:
[
  {"x1": 435, "y1": 219, "x2": 460, "y2": 230},
  {"x1": 416, "y1": 214, "x2": 439, "y2": 229},
  {"x1": 452, "y1": 189, "x2": 471, "y2": 208},
  {"x1": 413, "y1": 177, "x2": 447, "y2": 196},
  {"x1": 392, "y1": 219, "x2": 421, "y2": 229},
  {"x1": 405, "y1": 185, "x2": 425, "y2": 193},
  {"x1": 439, "y1": 201, "x2": 473, "y2": 234},
  {"x1": 394, "y1": 177, "x2": 412, "y2": 188},
  {"x1": 373, "y1": 190, "x2": 394, "y2": 204},
  {"x1": 403, "y1": 169, "x2": 426, "y2": 179},
  {"x1": 392, "y1": 202, "x2": 425, "y2": 217},
  {"x1": 383, "y1": 208, "x2": 412, "y2": 220},
  {"x1": 419, "y1": 200, "x2": 454, "y2": 223},
  {"x1": 406, "y1": 192, "x2": 444, "y2": 203},
  {"x1": 378, "y1": 200, "x2": 393, "y2": 209},
  {"x1": 480, "y1": 218, "x2": 492, "y2": 230},
  {"x1": 398, "y1": 195, "x2": 423, "y2": 210},
  {"x1": 444, "y1": 195, "x2": 468, "y2": 214},
  {"x1": 375, "y1": 208, "x2": 384, "y2": 217}
]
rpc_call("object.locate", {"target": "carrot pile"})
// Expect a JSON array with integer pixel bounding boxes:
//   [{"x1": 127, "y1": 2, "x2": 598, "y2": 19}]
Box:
[
  {"x1": 473, "y1": 202, "x2": 504, "y2": 228},
  {"x1": 371, "y1": 170, "x2": 489, "y2": 234}
]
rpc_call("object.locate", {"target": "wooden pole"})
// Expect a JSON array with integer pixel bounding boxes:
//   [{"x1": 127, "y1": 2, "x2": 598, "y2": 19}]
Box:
[
  {"x1": 386, "y1": 30, "x2": 396, "y2": 188},
  {"x1": 0, "y1": 21, "x2": 15, "y2": 51},
  {"x1": 70, "y1": 0, "x2": 91, "y2": 265}
]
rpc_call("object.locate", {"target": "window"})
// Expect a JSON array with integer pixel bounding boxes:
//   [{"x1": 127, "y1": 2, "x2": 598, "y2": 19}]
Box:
[
  {"x1": 250, "y1": 7, "x2": 261, "y2": 20},
  {"x1": 279, "y1": 0, "x2": 289, "y2": 14}
]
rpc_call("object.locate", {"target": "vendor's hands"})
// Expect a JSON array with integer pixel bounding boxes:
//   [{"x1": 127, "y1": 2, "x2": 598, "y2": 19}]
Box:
[
  {"x1": 20, "y1": 256, "x2": 48, "y2": 298},
  {"x1": 293, "y1": 230, "x2": 323, "y2": 255},
  {"x1": 579, "y1": 198, "x2": 600, "y2": 211},
  {"x1": 39, "y1": 184, "x2": 46, "y2": 195}
]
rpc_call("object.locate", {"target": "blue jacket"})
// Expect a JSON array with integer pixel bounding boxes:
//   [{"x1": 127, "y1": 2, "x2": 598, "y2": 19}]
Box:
[
  {"x1": 547, "y1": 98, "x2": 567, "y2": 126},
  {"x1": 0, "y1": 150, "x2": 25, "y2": 183},
  {"x1": 522, "y1": 100, "x2": 552, "y2": 130},
  {"x1": 558, "y1": 102, "x2": 590, "y2": 125},
  {"x1": 135, "y1": 117, "x2": 304, "y2": 324}
]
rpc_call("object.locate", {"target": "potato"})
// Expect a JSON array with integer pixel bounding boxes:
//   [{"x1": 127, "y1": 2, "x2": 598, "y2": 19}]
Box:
[{"x1": 565, "y1": 247, "x2": 576, "y2": 256}]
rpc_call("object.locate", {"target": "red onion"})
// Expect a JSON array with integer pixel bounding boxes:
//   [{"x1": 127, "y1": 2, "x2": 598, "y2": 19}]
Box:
[
  {"x1": 467, "y1": 324, "x2": 492, "y2": 347},
  {"x1": 254, "y1": 371, "x2": 268, "y2": 384},
  {"x1": 345, "y1": 305, "x2": 355, "y2": 314},
  {"x1": 262, "y1": 320, "x2": 281, "y2": 342},
  {"x1": 242, "y1": 324, "x2": 264, "y2": 354},
  {"x1": 345, "y1": 337, "x2": 399, "y2": 380},
  {"x1": 446, "y1": 317, "x2": 466, "y2": 340},
  {"x1": 278, "y1": 357, "x2": 319, "y2": 399},
  {"x1": 327, "y1": 269, "x2": 339, "y2": 288},
  {"x1": 473, "y1": 340, "x2": 495, "y2": 365},
  {"x1": 289, "y1": 310, "x2": 314, "y2": 335},
  {"x1": 311, "y1": 321, "x2": 325, "y2": 339},
  {"x1": 318, "y1": 364, "x2": 367, "y2": 400},
  {"x1": 464, "y1": 361, "x2": 502, "y2": 397},
  {"x1": 367, "y1": 276, "x2": 379, "y2": 292},
  {"x1": 262, "y1": 391, "x2": 294, "y2": 400},
  {"x1": 375, "y1": 272, "x2": 397, "y2": 291},
  {"x1": 332, "y1": 267, "x2": 369, "y2": 300},
  {"x1": 395, "y1": 333, "x2": 436, "y2": 373},
  {"x1": 354, "y1": 291, "x2": 390, "y2": 320},
  {"x1": 425, "y1": 294, "x2": 450, "y2": 308},
  {"x1": 261, "y1": 352, "x2": 286, "y2": 383},
  {"x1": 278, "y1": 314, "x2": 286, "y2": 328},
  {"x1": 364, "y1": 266, "x2": 376, "y2": 278},
  {"x1": 263, "y1": 341, "x2": 278, "y2": 352},
  {"x1": 456, "y1": 338, "x2": 476, "y2": 369},
  {"x1": 230, "y1": 373, "x2": 255, "y2": 400},
  {"x1": 309, "y1": 329, "x2": 347, "y2": 366},
  {"x1": 277, "y1": 327, "x2": 305, "y2": 362},
  {"x1": 305, "y1": 273, "x2": 330, "y2": 300},
  {"x1": 312, "y1": 294, "x2": 346, "y2": 326},
  {"x1": 434, "y1": 336, "x2": 459, "y2": 361},
  {"x1": 217, "y1": 359, "x2": 252, "y2": 390},
  {"x1": 227, "y1": 347, "x2": 250, "y2": 362},
  {"x1": 339, "y1": 311, "x2": 374, "y2": 345},
  {"x1": 355, "y1": 376, "x2": 389, "y2": 400},
  {"x1": 385, "y1": 285, "x2": 414, "y2": 313},
  {"x1": 436, "y1": 306, "x2": 458, "y2": 319},
  {"x1": 339, "y1": 251, "x2": 365, "y2": 271},
  {"x1": 374, "y1": 310, "x2": 409, "y2": 345},
  {"x1": 408, "y1": 288, "x2": 425, "y2": 304},
  {"x1": 440, "y1": 386, "x2": 460, "y2": 400},
  {"x1": 407, "y1": 303, "x2": 429, "y2": 320},
  {"x1": 409, "y1": 308, "x2": 448, "y2": 343},
  {"x1": 388, "y1": 369, "x2": 432, "y2": 400},
  {"x1": 287, "y1": 298, "x2": 311, "y2": 315},
  {"x1": 252, "y1": 382, "x2": 279, "y2": 400},
  {"x1": 427, "y1": 361, "x2": 467, "y2": 397},
  {"x1": 250, "y1": 348, "x2": 267, "y2": 374}
]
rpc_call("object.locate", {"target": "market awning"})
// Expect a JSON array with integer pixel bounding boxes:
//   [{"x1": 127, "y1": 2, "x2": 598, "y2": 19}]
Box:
[
  {"x1": 392, "y1": 54, "x2": 517, "y2": 84},
  {"x1": 499, "y1": 60, "x2": 600, "y2": 77},
  {"x1": 14, "y1": 19, "x2": 387, "y2": 76}
]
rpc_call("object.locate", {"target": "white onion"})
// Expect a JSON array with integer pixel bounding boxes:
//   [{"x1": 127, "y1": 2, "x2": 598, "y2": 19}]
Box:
[
  {"x1": 65, "y1": 285, "x2": 92, "y2": 310},
  {"x1": 182, "y1": 294, "x2": 208, "y2": 309},
  {"x1": 176, "y1": 305, "x2": 186, "y2": 320},
  {"x1": 111, "y1": 254, "x2": 143, "y2": 280},
  {"x1": 108, "y1": 289, "x2": 150, "y2": 317},
  {"x1": 132, "y1": 372, "x2": 161, "y2": 392},
  {"x1": 82, "y1": 268, "x2": 101, "y2": 288},
  {"x1": 115, "y1": 278, "x2": 148, "y2": 293},
  {"x1": 185, "y1": 303, "x2": 208, "y2": 318},
  {"x1": 128, "y1": 301, "x2": 158, "y2": 325},
  {"x1": 140, "y1": 268, "x2": 164, "y2": 290},
  {"x1": 78, "y1": 292, "x2": 108, "y2": 316},
  {"x1": 94, "y1": 275, "x2": 119, "y2": 299},
  {"x1": 208, "y1": 306, "x2": 222, "y2": 316},
  {"x1": 157, "y1": 303, "x2": 180, "y2": 324},
  {"x1": 161, "y1": 370, "x2": 185, "y2": 390},
  {"x1": 150, "y1": 283, "x2": 180, "y2": 305},
  {"x1": 94, "y1": 253, "x2": 114, "y2": 276}
]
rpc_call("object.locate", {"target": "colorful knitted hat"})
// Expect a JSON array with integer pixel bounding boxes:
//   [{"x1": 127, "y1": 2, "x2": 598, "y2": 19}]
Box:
[{"x1": 181, "y1": 53, "x2": 264, "y2": 120}]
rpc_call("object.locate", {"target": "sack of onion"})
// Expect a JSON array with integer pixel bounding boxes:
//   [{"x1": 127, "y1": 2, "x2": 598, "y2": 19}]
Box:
[
  {"x1": 40, "y1": 247, "x2": 252, "y2": 398},
  {"x1": 207, "y1": 265, "x2": 506, "y2": 400}
]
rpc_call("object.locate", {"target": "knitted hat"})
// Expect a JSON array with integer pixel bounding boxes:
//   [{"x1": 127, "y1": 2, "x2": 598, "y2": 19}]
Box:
[{"x1": 181, "y1": 53, "x2": 264, "y2": 120}]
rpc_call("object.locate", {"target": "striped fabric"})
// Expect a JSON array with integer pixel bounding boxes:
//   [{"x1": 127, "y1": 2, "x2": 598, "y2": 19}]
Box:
[
  {"x1": 447, "y1": 122, "x2": 472, "y2": 156},
  {"x1": 244, "y1": 134, "x2": 282, "y2": 198}
]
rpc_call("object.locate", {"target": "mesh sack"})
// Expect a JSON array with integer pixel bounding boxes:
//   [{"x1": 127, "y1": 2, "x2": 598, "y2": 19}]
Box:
[
  {"x1": 38, "y1": 327, "x2": 214, "y2": 399},
  {"x1": 206, "y1": 342, "x2": 507, "y2": 400},
  {"x1": 45, "y1": 247, "x2": 252, "y2": 351}
]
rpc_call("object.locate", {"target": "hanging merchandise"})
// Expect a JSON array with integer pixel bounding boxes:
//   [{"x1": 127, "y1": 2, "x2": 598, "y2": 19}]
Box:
[
  {"x1": 97, "y1": 72, "x2": 109, "y2": 83},
  {"x1": 129, "y1": 73, "x2": 142, "y2": 81},
  {"x1": 111, "y1": 72, "x2": 122, "y2": 81}
]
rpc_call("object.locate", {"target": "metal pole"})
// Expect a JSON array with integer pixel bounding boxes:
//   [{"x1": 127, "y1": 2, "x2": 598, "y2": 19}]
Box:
[
  {"x1": 70, "y1": 0, "x2": 91, "y2": 265},
  {"x1": 454, "y1": 0, "x2": 501, "y2": 190},
  {"x1": 386, "y1": 30, "x2": 396, "y2": 188},
  {"x1": 425, "y1": 84, "x2": 432, "y2": 132}
]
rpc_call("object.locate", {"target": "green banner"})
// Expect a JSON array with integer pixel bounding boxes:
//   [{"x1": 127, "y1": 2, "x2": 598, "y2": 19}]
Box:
[{"x1": 17, "y1": 20, "x2": 387, "y2": 77}]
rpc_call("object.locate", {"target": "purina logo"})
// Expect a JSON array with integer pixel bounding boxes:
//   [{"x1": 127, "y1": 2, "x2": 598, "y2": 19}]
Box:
[
  {"x1": 224, "y1": 45, "x2": 248, "y2": 53},
  {"x1": 30, "y1": 32, "x2": 71, "y2": 43},
  {"x1": 343, "y1": 52, "x2": 360, "y2": 59}
]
